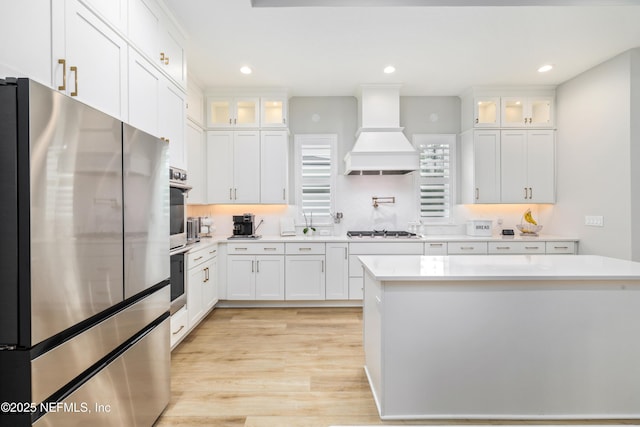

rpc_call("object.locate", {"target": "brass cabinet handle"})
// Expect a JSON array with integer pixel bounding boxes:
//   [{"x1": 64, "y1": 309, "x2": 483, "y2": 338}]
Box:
[
  {"x1": 58, "y1": 59, "x2": 66, "y2": 91},
  {"x1": 164, "y1": 56, "x2": 169, "y2": 65},
  {"x1": 172, "y1": 325, "x2": 185, "y2": 335},
  {"x1": 70, "y1": 66, "x2": 78, "y2": 97},
  {"x1": 204, "y1": 267, "x2": 209, "y2": 282},
  {"x1": 194, "y1": 256, "x2": 203, "y2": 261},
  {"x1": 209, "y1": 249, "x2": 217, "y2": 254},
  {"x1": 160, "y1": 52, "x2": 165, "y2": 62}
]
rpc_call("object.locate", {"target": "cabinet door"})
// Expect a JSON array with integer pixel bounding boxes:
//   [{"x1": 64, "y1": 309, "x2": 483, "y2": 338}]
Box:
[
  {"x1": 160, "y1": 22, "x2": 186, "y2": 88},
  {"x1": 128, "y1": 49, "x2": 160, "y2": 136},
  {"x1": 227, "y1": 256, "x2": 256, "y2": 300},
  {"x1": 527, "y1": 130, "x2": 555, "y2": 203},
  {"x1": 325, "y1": 244, "x2": 349, "y2": 300},
  {"x1": 473, "y1": 130, "x2": 501, "y2": 203},
  {"x1": 255, "y1": 256, "x2": 285, "y2": 300},
  {"x1": 207, "y1": 97, "x2": 233, "y2": 127},
  {"x1": 187, "y1": 265, "x2": 205, "y2": 326},
  {"x1": 233, "y1": 131, "x2": 261, "y2": 203},
  {"x1": 63, "y1": 0, "x2": 127, "y2": 119},
  {"x1": 206, "y1": 131, "x2": 234, "y2": 203},
  {"x1": 160, "y1": 79, "x2": 186, "y2": 169},
  {"x1": 285, "y1": 256, "x2": 326, "y2": 300},
  {"x1": 260, "y1": 131, "x2": 289, "y2": 204},
  {"x1": 186, "y1": 123, "x2": 206, "y2": 204},
  {"x1": 261, "y1": 96, "x2": 287, "y2": 127},
  {"x1": 202, "y1": 256, "x2": 217, "y2": 310},
  {"x1": 500, "y1": 130, "x2": 528, "y2": 203},
  {"x1": 128, "y1": 0, "x2": 160, "y2": 63},
  {"x1": 0, "y1": 0, "x2": 51, "y2": 86},
  {"x1": 234, "y1": 97, "x2": 260, "y2": 127},
  {"x1": 501, "y1": 97, "x2": 527, "y2": 127},
  {"x1": 529, "y1": 97, "x2": 554, "y2": 128},
  {"x1": 474, "y1": 97, "x2": 499, "y2": 127}
]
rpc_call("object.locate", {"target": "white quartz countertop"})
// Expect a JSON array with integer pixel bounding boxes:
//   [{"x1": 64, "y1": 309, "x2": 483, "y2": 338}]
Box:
[
  {"x1": 205, "y1": 234, "x2": 578, "y2": 244},
  {"x1": 359, "y1": 254, "x2": 640, "y2": 281}
]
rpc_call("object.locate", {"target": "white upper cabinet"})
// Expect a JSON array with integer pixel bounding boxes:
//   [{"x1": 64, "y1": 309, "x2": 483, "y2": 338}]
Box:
[
  {"x1": 160, "y1": 80, "x2": 187, "y2": 169},
  {"x1": 0, "y1": 0, "x2": 51, "y2": 85},
  {"x1": 501, "y1": 96, "x2": 554, "y2": 128},
  {"x1": 500, "y1": 130, "x2": 555, "y2": 203},
  {"x1": 53, "y1": 0, "x2": 127, "y2": 119},
  {"x1": 460, "y1": 130, "x2": 501, "y2": 204},
  {"x1": 128, "y1": 0, "x2": 187, "y2": 89},
  {"x1": 260, "y1": 95, "x2": 288, "y2": 127},
  {"x1": 187, "y1": 84, "x2": 204, "y2": 126},
  {"x1": 82, "y1": 0, "x2": 127, "y2": 31},
  {"x1": 185, "y1": 123, "x2": 206, "y2": 204},
  {"x1": 473, "y1": 97, "x2": 500, "y2": 128},
  {"x1": 260, "y1": 130, "x2": 289, "y2": 204},
  {"x1": 128, "y1": 48, "x2": 161, "y2": 136},
  {"x1": 207, "y1": 97, "x2": 260, "y2": 128}
]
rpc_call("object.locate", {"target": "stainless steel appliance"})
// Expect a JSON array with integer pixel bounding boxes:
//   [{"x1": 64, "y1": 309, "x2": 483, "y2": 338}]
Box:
[
  {"x1": 347, "y1": 230, "x2": 419, "y2": 239},
  {"x1": 169, "y1": 166, "x2": 191, "y2": 250},
  {"x1": 187, "y1": 216, "x2": 201, "y2": 243},
  {"x1": 169, "y1": 246, "x2": 188, "y2": 314},
  {"x1": 228, "y1": 214, "x2": 262, "y2": 240},
  {"x1": 0, "y1": 78, "x2": 170, "y2": 426}
]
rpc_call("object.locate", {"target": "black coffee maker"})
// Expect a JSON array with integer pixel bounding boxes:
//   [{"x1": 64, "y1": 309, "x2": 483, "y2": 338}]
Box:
[{"x1": 232, "y1": 213, "x2": 255, "y2": 236}]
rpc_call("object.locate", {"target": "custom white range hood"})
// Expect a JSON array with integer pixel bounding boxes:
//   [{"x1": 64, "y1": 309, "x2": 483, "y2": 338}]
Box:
[{"x1": 344, "y1": 84, "x2": 419, "y2": 175}]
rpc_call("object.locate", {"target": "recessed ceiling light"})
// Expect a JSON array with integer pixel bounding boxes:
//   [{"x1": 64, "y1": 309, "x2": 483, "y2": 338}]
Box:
[
  {"x1": 383, "y1": 65, "x2": 396, "y2": 74},
  {"x1": 538, "y1": 64, "x2": 553, "y2": 73},
  {"x1": 240, "y1": 66, "x2": 252, "y2": 75}
]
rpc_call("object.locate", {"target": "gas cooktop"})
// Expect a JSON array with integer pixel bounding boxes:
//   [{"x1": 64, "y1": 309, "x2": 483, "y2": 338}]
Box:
[{"x1": 347, "y1": 230, "x2": 419, "y2": 239}]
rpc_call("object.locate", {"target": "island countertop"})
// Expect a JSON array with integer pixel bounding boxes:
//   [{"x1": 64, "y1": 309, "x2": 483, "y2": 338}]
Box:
[{"x1": 358, "y1": 254, "x2": 640, "y2": 281}]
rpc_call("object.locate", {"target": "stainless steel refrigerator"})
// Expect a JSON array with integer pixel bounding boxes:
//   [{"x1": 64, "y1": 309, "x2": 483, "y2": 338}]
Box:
[{"x1": 0, "y1": 78, "x2": 170, "y2": 426}]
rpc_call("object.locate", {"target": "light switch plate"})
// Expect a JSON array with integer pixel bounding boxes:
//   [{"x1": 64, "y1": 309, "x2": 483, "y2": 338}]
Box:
[{"x1": 585, "y1": 215, "x2": 604, "y2": 227}]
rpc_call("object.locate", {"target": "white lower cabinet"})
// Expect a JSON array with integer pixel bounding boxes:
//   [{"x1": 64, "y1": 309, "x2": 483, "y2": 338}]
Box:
[
  {"x1": 227, "y1": 253, "x2": 285, "y2": 300},
  {"x1": 285, "y1": 255, "x2": 326, "y2": 300},
  {"x1": 447, "y1": 242, "x2": 488, "y2": 255},
  {"x1": 170, "y1": 305, "x2": 188, "y2": 349},
  {"x1": 186, "y1": 244, "x2": 218, "y2": 327},
  {"x1": 325, "y1": 243, "x2": 349, "y2": 300}
]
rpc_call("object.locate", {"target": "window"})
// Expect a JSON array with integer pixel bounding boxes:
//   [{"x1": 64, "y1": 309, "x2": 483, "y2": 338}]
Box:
[
  {"x1": 413, "y1": 134, "x2": 456, "y2": 222},
  {"x1": 294, "y1": 134, "x2": 337, "y2": 224}
]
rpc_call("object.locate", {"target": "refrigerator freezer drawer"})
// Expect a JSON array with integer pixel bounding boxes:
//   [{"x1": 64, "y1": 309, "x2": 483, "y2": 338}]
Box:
[
  {"x1": 34, "y1": 317, "x2": 170, "y2": 426},
  {"x1": 31, "y1": 286, "x2": 169, "y2": 405}
]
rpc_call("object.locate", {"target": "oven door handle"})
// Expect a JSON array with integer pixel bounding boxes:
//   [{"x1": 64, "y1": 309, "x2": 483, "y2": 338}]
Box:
[
  {"x1": 170, "y1": 246, "x2": 191, "y2": 256},
  {"x1": 170, "y1": 181, "x2": 193, "y2": 191}
]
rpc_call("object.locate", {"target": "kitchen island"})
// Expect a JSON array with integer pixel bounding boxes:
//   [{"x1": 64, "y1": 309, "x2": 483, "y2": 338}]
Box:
[{"x1": 360, "y1": 254, "x2": 640, "y2": 421}]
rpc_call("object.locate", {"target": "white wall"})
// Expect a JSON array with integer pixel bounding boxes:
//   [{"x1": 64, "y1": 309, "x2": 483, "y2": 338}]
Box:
[{"x1": 546, "y1": 49, "x2": 637, "y2": 259}]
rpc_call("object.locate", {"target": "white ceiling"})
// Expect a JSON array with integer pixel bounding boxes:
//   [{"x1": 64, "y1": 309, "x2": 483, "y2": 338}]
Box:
[{"x1": 163, "y1": 0, "x2": 640, "y2": 96}]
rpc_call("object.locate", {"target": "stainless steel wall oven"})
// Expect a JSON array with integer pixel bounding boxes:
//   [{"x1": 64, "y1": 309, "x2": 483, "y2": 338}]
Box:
[
  {"x1": 169, "y1": 167, "x2": 191, "y2": 250},
  {"x1": 169, "y1": 248, "x2": 188, "y2": 314}
]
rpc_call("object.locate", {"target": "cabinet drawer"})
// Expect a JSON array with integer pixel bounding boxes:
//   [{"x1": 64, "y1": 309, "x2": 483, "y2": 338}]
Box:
[
  {"x1": 488, "y1": 241, "x2": 545, "y2": 254},
  {"x1": 349, "y1": 242, "x2": 423, "y2": 255},
  {"x1": 424, "y1": 242, "x2": 447, "y2": 255},
  {"x1": 285, "y1": 242, "x2": 325, "y2": 255},
  {"x1": 545, "y1": 241, "x2": 576, "y2": 254},
  {"x1": 447, "y1": 242, "x2": 488, "y2": 255},
  {"x1": 187, "y1": 244, "x2": 217, "y2": 268},
  {"x1": 170, "y1": 306, "x2": 188, "y2": 349},
  {"x1": 227, "y1": 242, "x2": 284, "y2": 255}
]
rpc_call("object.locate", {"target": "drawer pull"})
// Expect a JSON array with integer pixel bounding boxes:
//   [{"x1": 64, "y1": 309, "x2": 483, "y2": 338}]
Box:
[
  {"x1": 172, "y1": 325, "x2": 185, "y2": 335},
  {"x1": 299, "y1": 247, "x2": 312, "y2": 251},
  {"x1": 194, "y1": 256, "x2": 203, "y2": 261},
  {"x1": 496, "y1": 246, "x2": 510, "y2": 250},
  {"x1": 525, "y1": 246, "x2": 540, "y2": 250},
  {"x1": 460, "y1": 246, "x2": 475, "y2": 250},
  {"x1": 235, "y1": 247, "x2": 248, "y2": 251},
  {"x1": 430, "y1": 243, "x2": 443, "y2": 247},
  {"x1": 209, "y1": 249, "x2": 217, "y2": 254},
  {"x1": 264, "y1": 247, "x2": 277, "y2": 251},
  {"x1": 554, "y1": 246, "x2": 569, "y2": 250}
]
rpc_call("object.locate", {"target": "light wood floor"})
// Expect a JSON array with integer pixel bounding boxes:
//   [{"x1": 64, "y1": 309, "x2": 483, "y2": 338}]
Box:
[{"x1": 155, "y1": 307, "x2": 631, "y2": 427}]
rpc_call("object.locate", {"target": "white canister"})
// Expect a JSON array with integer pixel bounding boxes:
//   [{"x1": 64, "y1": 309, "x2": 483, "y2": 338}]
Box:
[{"x1": 467, "y1": 220, "x2": 492, "y2": 236}]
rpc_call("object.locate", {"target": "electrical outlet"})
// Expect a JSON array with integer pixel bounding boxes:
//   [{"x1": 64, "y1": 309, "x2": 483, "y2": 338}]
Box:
[{"x1": 585, "y1": 215, "x2": 604, "y2": 227}]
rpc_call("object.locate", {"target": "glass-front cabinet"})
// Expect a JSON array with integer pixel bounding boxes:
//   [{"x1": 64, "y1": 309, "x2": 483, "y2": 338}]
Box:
[
  {"x1": 501, "y1": 96, "x2": 554, "y2": 128},
  {"x1": 260, "y1": 96, "x2": 288, "y2": 127},
  {"x1": 473, "y1": 97, "x2": 500, "y2": 127},
  {"x1": 207, "y1": 96, "x2": 259, "y2": 128}
]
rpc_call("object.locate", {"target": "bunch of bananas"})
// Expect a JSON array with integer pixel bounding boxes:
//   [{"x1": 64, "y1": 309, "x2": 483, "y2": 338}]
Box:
[{"x1": 523, "y1": 209, "x2": 537, "y2": 226}]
